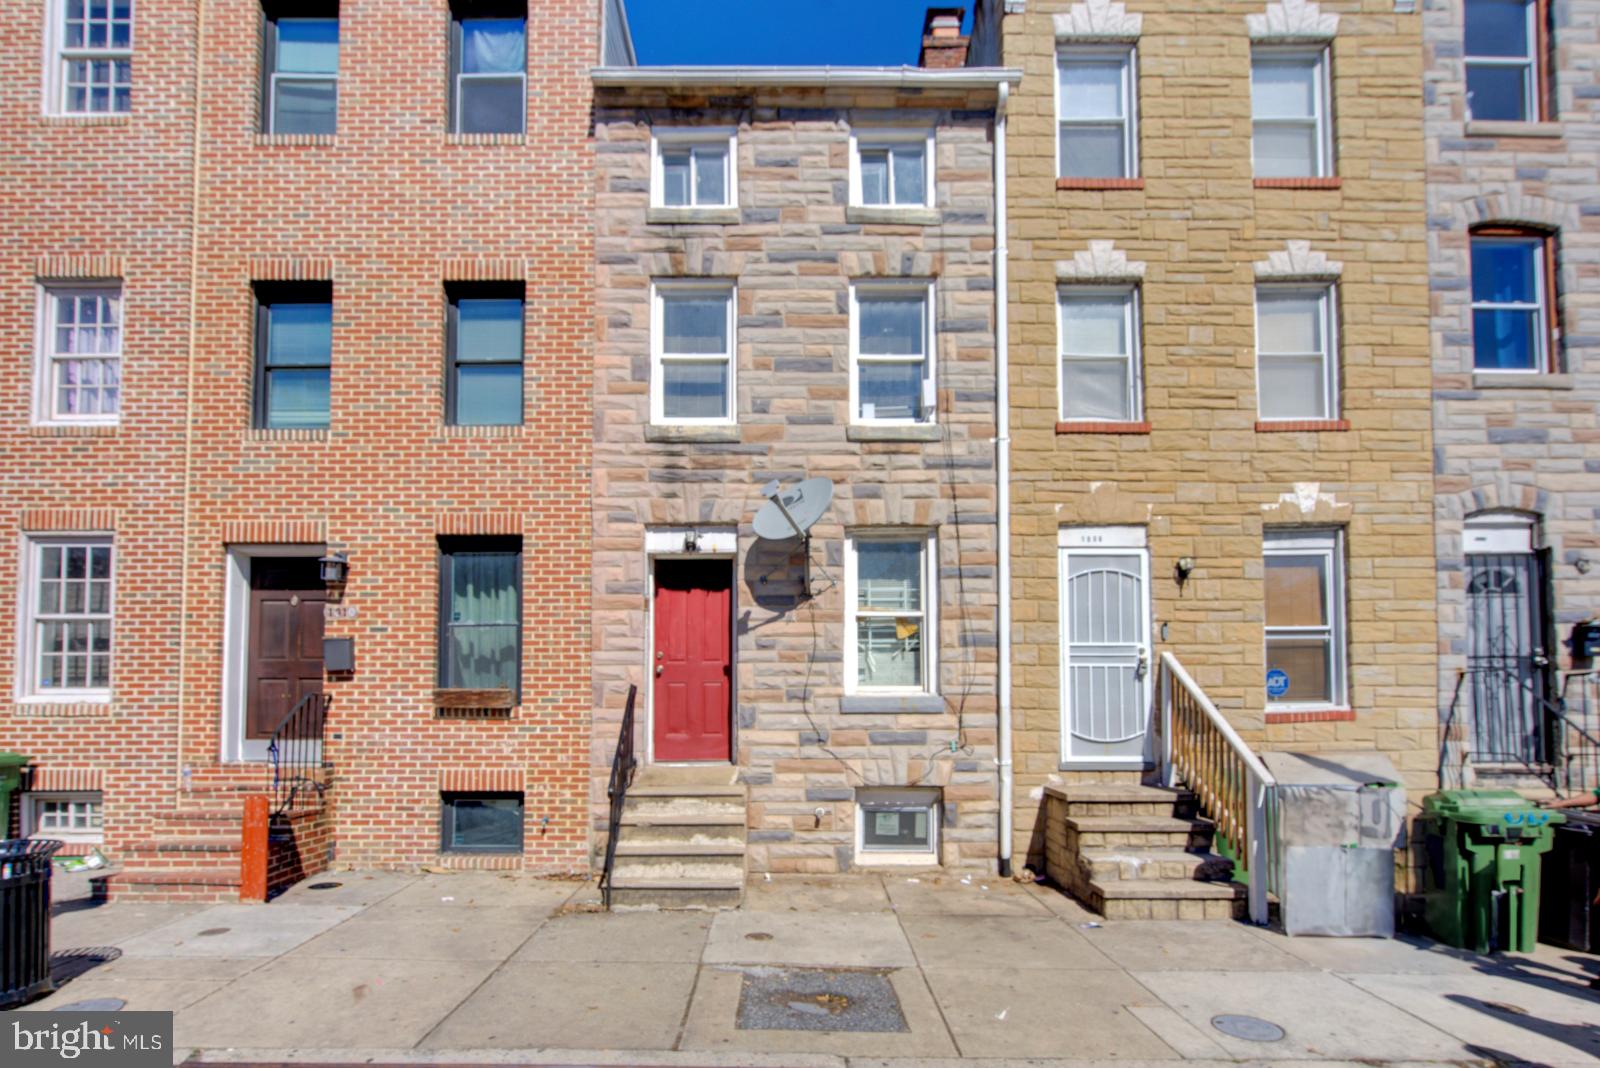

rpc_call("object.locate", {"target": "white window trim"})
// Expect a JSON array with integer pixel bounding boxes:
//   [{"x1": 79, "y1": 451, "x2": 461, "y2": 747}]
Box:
[
  {"x1": 1470, "y1": 234, "x2": 1550, "y2": 374},
  {"x1": 843, "y1": 530, "x2": 938, "y2": 697},
  {"x1": 34, "y1": 281, "x2": 123, "y2": 427},
  {"x1": 848, "y1": 279, "x2": 937, "y2": 426},
  {"x1": 1255, "y1": 282, "x2": 1339, "y2": 421},
  {"x1": 1464, "y1": 512, "x2": 1537, "y2": 555},
  {"x1": 649, "y1": 279, "x2": 737, "y2": 426},
  {"x1": 16, "y1": 534, "x2": 115, "y2": 704},
  {"x1": 854, "y1": 787, "x2": 941, "y2": 865},
  {"x1": 1250, "y1": 46, "x2": 1333, "y2": 179},
  {"x1": 1055, "y1": 44, "x2": 1138, "y2": 179},
  {"x1": 1263, "y1": 528, "x2": 1347, "y2": 711},
  {"x1": 847, "y1": 127, "x2": 936, "y2": 209},
  {"x1": 1057, "y1": 284, "x2": 1141, "y2": 422},
  {"x1": 22, "y1": 792, "x2": 104, "y2": 844},
  {"x1": 649, "y1": 126, "x2": 738, "y2": 209},
  {"x1": 1464, "y1": 0, "x2": 1539, "y2": 122},
  {"x1": 43, "y1": 0, "x2": 134, "y2": 117}
]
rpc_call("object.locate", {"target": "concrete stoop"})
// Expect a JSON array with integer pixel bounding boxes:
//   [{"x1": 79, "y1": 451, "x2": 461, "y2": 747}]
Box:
[
  {"x1": 606, "y1": 765, "x2": 747, "y2": 910},
  {"x1": 1044, "y1": 781, "x2": 1247, "y2": 921}
]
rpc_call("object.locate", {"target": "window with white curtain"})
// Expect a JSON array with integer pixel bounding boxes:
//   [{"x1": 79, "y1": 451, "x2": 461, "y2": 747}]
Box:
[
  {"x1": 1251, "y1": 48, "x2": 1331, "y2": 178},
  {"x1": 437, "y1": 538, "x2": 521, "y2": 699},
  {"x1": 1058, "y1": 286, "x2": 1140, "y2": 421},
  {"x1": 50, "y1": 0, "x2": 133, "y2": 115},
  {"x1": 845, "y1": 533, "x2": 936, "y2": 694},
  {"x1": 1056, "y1": 46, "x2": 1136, "y2": 179},
  {"x1": 851, "y1": 281, "x2": 934, "y2": 424},
  {"x1": 1264, "y1": 529, "x2": 1346, "y2": 708},
  {"x1": 36, "y1": 284, "x2": 122, "y2": 425},
  {"x1": 651, "y1": 281, "x2": 735, "y2": 424},
  {"x1": 449, "y1": 6, "x2": 525, "y2": 134},
  {"x1": 652, "y1": 128, "x2": 736, "y2": 209},
  {"x1": 1255, "y1": 284, "x2": 1337, "y2": 420}
]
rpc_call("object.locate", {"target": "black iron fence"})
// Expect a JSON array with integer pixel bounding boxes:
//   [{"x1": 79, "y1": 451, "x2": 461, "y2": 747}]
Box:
[{"x1": 268, "y1": 691, "x2": 332, "y2": 817}]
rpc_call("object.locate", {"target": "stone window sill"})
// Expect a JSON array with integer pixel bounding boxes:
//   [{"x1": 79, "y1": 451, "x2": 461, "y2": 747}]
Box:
[
  {"x1": 1057, "y1": 178, "x2": 1144, "y2": 191},
  {"x1": 647, "y1": 207, "x2": 740, "y2": 225},
  {"x1": 839, "y1": 694, "x2": 946, "y2": 715},
  {"x1": 845, "y1": 206, "x2": 942, "y2": 226},
  {"x1": 1056, "y1": 421, "x2": 1150, "y2": 435},
  {"x1": 1254, "y1": 177, "x2": 1341, "y2": 189},
  {"x1": 645, "y1": 424, "x2": 742, "y2": 444},
  {"x1": 1255, "y1": 419, "x2": 1350, "y2": 432},
  {"x1": 1464, "y1": 120, "x2": 1562, "y2": 139},
  {"x1": 847, "y1": 424, "x2": 942, "y2": 443},
  {"x1": 1472, "y1": 372, "x2": 1573, "y2": 390},
  {"x1": 1265, "y1": 708, "x2": 1356, "y2": 723}
]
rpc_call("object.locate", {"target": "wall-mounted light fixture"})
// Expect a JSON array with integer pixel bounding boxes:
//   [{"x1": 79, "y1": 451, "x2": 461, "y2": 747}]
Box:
[
  {"x1": 683, "y1": 528, "x2": 700, "y2": 553},
  {"x1": 1174, "y1": 556, "x2": 1195, "y2": 588},
  {"x1": 318, "y1": 551, "x2": 349, "y2": 586}
]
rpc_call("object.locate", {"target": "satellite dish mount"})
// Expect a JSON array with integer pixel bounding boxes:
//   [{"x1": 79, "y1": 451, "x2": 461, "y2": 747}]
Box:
[{"x1": 753, "y1": 477, "x2": 835, "y2": 598}]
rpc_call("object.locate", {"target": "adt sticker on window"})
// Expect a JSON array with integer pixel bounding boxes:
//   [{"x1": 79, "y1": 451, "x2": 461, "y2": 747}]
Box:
[{"x1": 1266, "y1": 669, "x2": 1290, "y2": 698}]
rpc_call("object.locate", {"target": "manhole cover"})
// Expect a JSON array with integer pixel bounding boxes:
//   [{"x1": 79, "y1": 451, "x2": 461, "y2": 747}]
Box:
[
  {"x1": 737, "y1": 968, "x2": 907, "y2": 1033},
  {"x1": 55, "y1": 998, "x2": 126, "y2": 1012},
  {"x1": 197, "y1": 927, "x2": 230, "y2": 937},
  {"x1": 308, "y1": 881, "x2": 343, "y2": 890},
  {"x1": 1212, "y1": 1014, "x2": 1285, "y2": 1042}
]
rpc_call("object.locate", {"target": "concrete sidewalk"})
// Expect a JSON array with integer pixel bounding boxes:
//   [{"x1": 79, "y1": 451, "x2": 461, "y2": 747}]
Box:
[{"x1": 11, "y1": 869, "x2": 1599, "y2": 1067}]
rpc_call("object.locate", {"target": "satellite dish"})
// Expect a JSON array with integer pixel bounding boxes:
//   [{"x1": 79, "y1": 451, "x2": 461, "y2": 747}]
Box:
[{"x1": 753, "y1": 477, "x2": 834, "y2": 541}]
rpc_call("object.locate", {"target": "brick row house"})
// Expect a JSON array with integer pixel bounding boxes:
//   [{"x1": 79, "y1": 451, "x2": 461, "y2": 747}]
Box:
[{"x1": 1, "y1": 0, "x2": 625, "y2": 899}]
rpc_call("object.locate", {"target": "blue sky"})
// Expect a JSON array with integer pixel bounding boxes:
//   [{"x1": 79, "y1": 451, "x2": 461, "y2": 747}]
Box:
[{"x1": 623, "y1": 0, "x2": 973, "y2": 66}]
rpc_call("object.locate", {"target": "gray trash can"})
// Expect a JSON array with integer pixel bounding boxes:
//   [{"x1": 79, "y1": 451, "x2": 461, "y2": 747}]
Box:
[{"x1": 1260, "y1": 751, "x2": 1406, "y2": 937}]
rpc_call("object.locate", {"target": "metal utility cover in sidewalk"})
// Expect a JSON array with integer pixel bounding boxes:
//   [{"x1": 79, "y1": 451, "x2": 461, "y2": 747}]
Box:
[{"x1": 735, "y1": 967, "x2": 909, "y2": 1033}]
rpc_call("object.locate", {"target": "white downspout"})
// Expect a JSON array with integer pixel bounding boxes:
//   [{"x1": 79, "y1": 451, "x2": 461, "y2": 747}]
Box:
[{"x1": 994, "y1": 80, "x2": 1014, "y2": 878}]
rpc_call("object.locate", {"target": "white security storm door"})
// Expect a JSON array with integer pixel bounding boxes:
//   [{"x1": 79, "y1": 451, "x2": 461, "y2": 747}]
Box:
[{"x1": 1060, "y1": 528, "x2": 1151, "y2": 766}]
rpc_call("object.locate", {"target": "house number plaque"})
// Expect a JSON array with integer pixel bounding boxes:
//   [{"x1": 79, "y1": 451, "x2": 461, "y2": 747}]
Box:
[{"x1": 324, "y1": 604, "x2": 358, "y2": 621}]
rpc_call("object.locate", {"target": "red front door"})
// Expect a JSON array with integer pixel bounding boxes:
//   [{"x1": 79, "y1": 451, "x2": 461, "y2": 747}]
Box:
[{"x1": 653, "y1": 560, "x2": 732, "y2": 762}]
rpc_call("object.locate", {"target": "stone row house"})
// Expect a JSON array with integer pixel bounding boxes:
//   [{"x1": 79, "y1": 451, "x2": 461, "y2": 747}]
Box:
[{"x1": 1, "y1": 0, "x2": 1594, "y2": 918}]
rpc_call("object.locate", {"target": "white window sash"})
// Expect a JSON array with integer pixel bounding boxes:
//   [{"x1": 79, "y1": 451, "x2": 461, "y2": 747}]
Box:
[
  {"x1": 1470, "y1": 237, "x2": 1549, "y2": 372},
  {"x1": 1057, "y1": 286, "x2": 1140, "y2": 422},
  {"x1": 1464, "y1": 0, "x2": 1539, "y2": 120},
  {"x1": 848, "y1": 128, "x2": 935, "y2": 208},
  {"x1": 1263, "y1": 530, "x2": 1344, "y2": 709},
  {"x1": 843, "y1": 532, "x2": 937, "y2": 696},
  {"x1": 20, "y1": 537, "x2": 115, "y2": 702},
  {"x1": 268, "y1": 71, "x2": 338, "y2": 130},
  {"x1": 651, "y1": 128, "x2": 737, "y2": 209},
  {"x1": 1055, "y1": 46, "x2": 1138, "y2": 179},
  {"x1": 51, "y1": 0, "x2": 134, "y2": 115},
  {"x1": 37, "y1": 284, "x2": 122, "y2": 426},
  {"x1": 849, "y1": 281, "x2": 936, "y2": 426},
  {"x1": 649, "y1": 281, "x2": 736, "y2": 425},
  {"x1": 855, "y1": 789, "x2": 940, "y2": 857},
  {"x1": 1250, "y1": 48, "x2": 1331, "y2": 178},
  {"x1": 1255, "y1": 284, "x2": 1337, "y2": 420},
  {"x1": 24, "y1": 793, "x2": 104, "y2": 843},
  {"x1": 453, "y1": 71, "x2": 526, "y2": 132}
]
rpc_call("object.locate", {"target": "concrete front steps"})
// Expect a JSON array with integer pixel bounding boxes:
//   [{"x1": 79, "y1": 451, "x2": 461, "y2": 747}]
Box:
[
  {"x1": 606, "y1": 765, "x2": 747, "y2": 910},
  {"x1": 1044, "y1": 781, "x2": 1247, "y2": 921}
]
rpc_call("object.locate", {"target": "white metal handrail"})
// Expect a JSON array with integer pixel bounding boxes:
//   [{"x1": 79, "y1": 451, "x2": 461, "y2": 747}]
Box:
[{"x1": 1158, "y1": 651, "x2": 1276, "y2": 925}]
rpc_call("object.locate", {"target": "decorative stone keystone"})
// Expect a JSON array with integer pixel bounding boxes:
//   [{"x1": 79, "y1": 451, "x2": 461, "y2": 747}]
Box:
[
  {"x1": 1054, "y1": 0, "x2": 1142, "y2": 42},
  {"x1": 1056, "y1": 240, "x2": 1146, "y2": 283},
  {"x1": 1253, "y1": 239, "x2": 1342, "y2": 280},
  {"x1": 1247, "y1": 0, "x2": 1339, "y2": 41}
]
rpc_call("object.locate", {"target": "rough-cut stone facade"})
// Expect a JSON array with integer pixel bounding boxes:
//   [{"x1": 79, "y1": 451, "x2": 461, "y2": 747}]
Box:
[
  {"x1": 592, "y1": 82, "x2": 1004, "y2": 873},
  {"x1": 988, "y1": 0, "x2": 1439, "y2": 870},
  {"x1": 1423, "y1": 0, "x2": 1600, "y2": 738}
]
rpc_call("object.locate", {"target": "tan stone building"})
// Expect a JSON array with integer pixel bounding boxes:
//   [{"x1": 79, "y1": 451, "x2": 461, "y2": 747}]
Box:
[{"x1": 973, "y1": 0, "x2": 1438, "y2": 900}]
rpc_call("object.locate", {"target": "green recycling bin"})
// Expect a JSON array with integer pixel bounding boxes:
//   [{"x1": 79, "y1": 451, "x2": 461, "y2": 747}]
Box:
[
  {"x1": 1420, "y1": 789, "x2": 1563, "y2": 954},
  {"x1": 0, "y1": 751, "x2": 29, "y2": 838}
]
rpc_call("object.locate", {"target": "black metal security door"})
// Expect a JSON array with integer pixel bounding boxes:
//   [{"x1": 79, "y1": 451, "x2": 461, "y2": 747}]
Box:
[{"x1": 1466, "y1": 552, "x2": 1551, "y2": 766}]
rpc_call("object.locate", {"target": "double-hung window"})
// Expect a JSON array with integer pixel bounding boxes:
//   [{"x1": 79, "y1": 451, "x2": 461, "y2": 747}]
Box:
[
  {"x1": 652, "y1": 128, "x2": 736, "y2": 209},
  {"x1": 261, "y1": 6, "x2": 339, "y2": 135},
  {"x1": 1251, "y1": 49, "x2": 1332, "y2": 178},
  {"x1": 254, "y1": 282, "x2": 332, "y2": 430},
  {"x1": 651, "y1": 281, "x2": 735, "y2": 425},
  {"x1": 1058, "y1": 287, "x2": 1140, "y2": 422},
  {"x1": 1465, "y1": 0, "x2": 1543, "y2": 121},
  {"x1": 845, "y1": 533, "x2": 936, "y2": 695},
  {"x1": 437, "y1": 538, "x2": 522, "y2": 701},
  {"x1": 850, "y1": 130, "x2": 932, "y2": 208},
  {"x1": 1263, "y1": 529, "x2": 1345, "y2": 708},
  {"x1": 449, "y1": 5, "x2": 525, "y2": 135},
  {"x1": 446, "y1": 283, "x2": 524, "y2": 425},
  {"x1": 37, "y1": 284, "x2": 122, "y2": 425},
  {"x1": 1255, "y1": 284, "x2": 1337, "y2": 421},
  {"x1": 851, "y1": 282, "x2": 934, "y2": 425},
  {"x1": 1470, "y1": 230, "x2": 1554, "y2": 372},
  {"x1": 52, "y1": 0, "x2": 133, "y2": 115},
  {"x1": 22, "y1": 537, "x2": 114, "y2": 700},
  {"x1": 1057, "y1": 47, "x2": 1136, "y2": 179}
]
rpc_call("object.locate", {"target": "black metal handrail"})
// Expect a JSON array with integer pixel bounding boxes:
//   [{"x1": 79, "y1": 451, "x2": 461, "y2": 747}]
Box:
[
  {"x1": 600, "y1": 684, "x2": 638, "y2": 910},
  {"x1": 1442, "y1": 666, "x2": 1600, "y2": 797},
  {"x1": 267, "y1": 691, "x2": 332, "y2": 817}
]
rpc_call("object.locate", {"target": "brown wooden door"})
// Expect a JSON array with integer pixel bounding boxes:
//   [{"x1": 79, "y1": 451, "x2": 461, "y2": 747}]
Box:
[
  {"x1": 652, "y1": 560, "x2": 732, "y2": 762},
  {"x1": 247, "y1": 557, "x2": 325, "y2": 740}
]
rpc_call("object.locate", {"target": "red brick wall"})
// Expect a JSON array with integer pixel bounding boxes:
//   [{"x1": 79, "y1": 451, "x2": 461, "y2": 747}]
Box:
[{"x1": 268, "y1": 807, "x2": 335, "y2": 893}]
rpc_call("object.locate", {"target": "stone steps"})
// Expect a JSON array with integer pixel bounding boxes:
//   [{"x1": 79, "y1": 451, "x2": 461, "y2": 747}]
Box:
[{"x1": 605, "y1": 766, "x2": 747, "y2": 910}]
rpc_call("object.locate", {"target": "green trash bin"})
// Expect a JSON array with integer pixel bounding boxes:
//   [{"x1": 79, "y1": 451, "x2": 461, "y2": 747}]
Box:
[
  {"x1": 0, "y1": 751, "x2": 29, "y2": 838},
  {"x1": 1420, "y1": 789, "x2": 1564, "y2": 954}
]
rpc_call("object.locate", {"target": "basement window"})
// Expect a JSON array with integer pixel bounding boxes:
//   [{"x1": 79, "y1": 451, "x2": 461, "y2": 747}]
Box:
[
  {"x1": 440, "y1": 792, "x2": 523, "y2": 853},
  {"x1": 855, "y1": 787, "x2": 940, "y2": 863},
  {"x1": 24, "y1": 792, "x2": 104, "y2": 844}
]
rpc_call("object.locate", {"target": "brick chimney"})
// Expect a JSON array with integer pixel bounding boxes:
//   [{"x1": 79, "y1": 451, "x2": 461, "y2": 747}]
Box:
[{"x1": 918, "y1": 7, "x2": 969, "y2": 69}]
